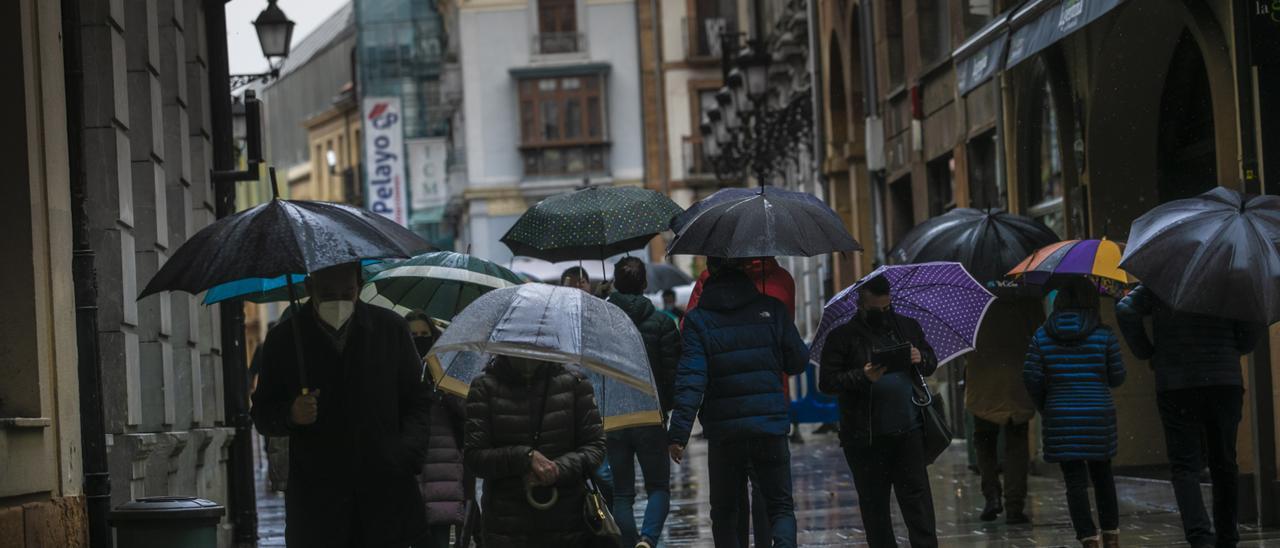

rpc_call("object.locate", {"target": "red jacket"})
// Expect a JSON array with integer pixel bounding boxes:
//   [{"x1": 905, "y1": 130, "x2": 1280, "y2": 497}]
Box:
[{"x1": 686, "y1": 258, "x2": 796, "y2": 317}]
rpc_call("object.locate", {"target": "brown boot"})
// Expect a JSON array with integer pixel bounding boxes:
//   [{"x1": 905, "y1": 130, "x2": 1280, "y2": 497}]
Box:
[
  {"x1": 1102, "y1": 530, "x2": 1120, "y2": 548},
  {"x1": 1082, "y1": 536, "x2": 1101, "y2": 548}
]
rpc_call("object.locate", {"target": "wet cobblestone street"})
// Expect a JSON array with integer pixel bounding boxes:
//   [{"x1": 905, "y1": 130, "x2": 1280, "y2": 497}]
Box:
[{"x1": 255, "y1": 426, "x2": 1280, "y2": 546}]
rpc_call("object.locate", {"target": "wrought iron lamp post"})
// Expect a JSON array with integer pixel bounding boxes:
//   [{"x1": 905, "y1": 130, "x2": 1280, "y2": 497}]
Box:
[
  {"x1": 699, "y1": 11, "x2": 812, "y2": 186},
  {"x1": 230, "y1": 0, "x2": 297, "y2": 90}
]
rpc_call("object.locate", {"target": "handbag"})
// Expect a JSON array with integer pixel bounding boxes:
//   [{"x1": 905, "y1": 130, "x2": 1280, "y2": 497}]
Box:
[
  {"x1": 583, "y1": 474, "x2": 623, "y2": 547},
  {"x1": 912, "y1": 379, "x2": 953, "y2": 464}
]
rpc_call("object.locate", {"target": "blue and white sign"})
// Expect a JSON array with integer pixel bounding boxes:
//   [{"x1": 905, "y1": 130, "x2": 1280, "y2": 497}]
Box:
[{"x1": 363, "y1": 96, "x2": 409, "y2": 226}]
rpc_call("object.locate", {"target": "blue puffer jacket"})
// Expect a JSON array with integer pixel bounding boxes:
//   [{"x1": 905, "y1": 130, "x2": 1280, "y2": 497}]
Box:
[
  {"x1": 667, "y1": 270, "x2": 809, "y2": 445},
  {"x1": 1023, "y1": 310, "x2": 1126, "y2": 462},
  {"x1": 1115, "y1": 284, "x2": 1259, "y2": 393}
]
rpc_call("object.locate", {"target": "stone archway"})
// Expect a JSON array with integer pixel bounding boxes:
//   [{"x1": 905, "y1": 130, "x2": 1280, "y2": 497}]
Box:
[{"x1": 1086, "y1": 1, "x2": 1238, "y2": 239}]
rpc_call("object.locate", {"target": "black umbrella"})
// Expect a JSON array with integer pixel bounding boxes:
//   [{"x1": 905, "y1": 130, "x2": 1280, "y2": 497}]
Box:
[
  {"x1": 139, "y1": 199, "x2": 431, "y2": 299},
  {"x1": 139, "y1": 169, "x2": 433, "y2": 387},
  {"x1": 666, "y1": 186, "x2": 861, "y2": 258},
  {"x1": 888, "y1": 208, "x2": 1061, "y2": 283},
  {"x1": 646, "y1": 263, "x2": 693, "y2": 292},
  {"x1": 500, "y1": 185, "x2": 683, "y2": 262},
  {"x1": 1120, "y1": 186, "x2": 1280, "y2": 324}
]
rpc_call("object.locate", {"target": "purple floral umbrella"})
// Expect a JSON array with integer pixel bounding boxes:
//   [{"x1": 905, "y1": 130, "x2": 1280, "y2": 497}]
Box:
[{"x1": 811, "y1": 262, "x2": 996, "y2": 366}]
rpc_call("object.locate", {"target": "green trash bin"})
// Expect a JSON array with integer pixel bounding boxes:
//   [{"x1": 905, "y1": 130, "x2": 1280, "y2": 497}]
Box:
[{"x1": 110, "y1": 496, "x2": 224, "y2": 548}]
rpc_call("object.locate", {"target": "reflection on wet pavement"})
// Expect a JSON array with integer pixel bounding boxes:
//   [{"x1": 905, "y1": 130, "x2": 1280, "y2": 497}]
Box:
[{"x1": 255, "y1": 426, "x2": 1280, "y2": 546}]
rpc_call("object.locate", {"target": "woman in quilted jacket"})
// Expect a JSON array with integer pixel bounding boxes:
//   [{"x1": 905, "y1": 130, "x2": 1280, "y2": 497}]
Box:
[
  {"x1": 407, "y1": 311, "x2": 471, "y2": 548},
  {"x1": 1024, "y1": 279, "x2": 1127, "y2": 548},
  {"x1": 464, "y1": 355, "x2": 606, "y2": 547}
]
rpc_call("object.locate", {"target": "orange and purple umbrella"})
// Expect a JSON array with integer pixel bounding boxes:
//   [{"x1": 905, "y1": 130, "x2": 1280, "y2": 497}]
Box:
[{"x1": 1007, "y1": 239, "x2": 1134, "y2": 285}]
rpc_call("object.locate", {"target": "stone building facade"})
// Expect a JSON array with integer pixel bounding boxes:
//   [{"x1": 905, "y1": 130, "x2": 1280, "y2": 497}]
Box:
[
  {"x1": 76, "y1": 0, "x2": 236, "y2": 542},
  {"x1": 817, "y1": 0, "x2": 1280, "y2": 524}
]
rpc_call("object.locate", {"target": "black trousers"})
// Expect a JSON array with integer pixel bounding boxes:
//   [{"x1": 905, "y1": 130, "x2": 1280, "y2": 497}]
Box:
[
  {"x1": 1158, "y1": 386, "x2": 1244, "y2": 548},
  {"x1": 844, "y1": 430, "x2": 938, "y2": 548},
  {"x1": 972, "y1": 417, "x2": 1030, "y2": 513},
  {"x1": 1059, "y1": 460, "x2": 1119, "y2": 540}
]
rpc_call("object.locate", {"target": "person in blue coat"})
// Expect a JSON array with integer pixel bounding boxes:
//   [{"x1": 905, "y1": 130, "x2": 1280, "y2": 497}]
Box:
[
  {"x1": 1024, "y1": 279, "x2": 1126, "y2": 548},
  {"x1": 666, "y1": 257, "x2": 809, "y2": 548}
]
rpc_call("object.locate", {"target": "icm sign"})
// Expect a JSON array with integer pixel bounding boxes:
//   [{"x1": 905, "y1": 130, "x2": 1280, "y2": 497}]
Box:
[
  {"x1": 408, "y1": 138, "x2": 449, "y2": 211},
  {"x1": 363, "y1": 97, "x2": 408, "y2": 226}
]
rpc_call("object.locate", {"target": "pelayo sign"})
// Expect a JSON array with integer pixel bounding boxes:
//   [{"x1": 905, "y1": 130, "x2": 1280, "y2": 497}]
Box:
[{"x1": 362, "y1": 97, "x2": 409, "y2": 226}]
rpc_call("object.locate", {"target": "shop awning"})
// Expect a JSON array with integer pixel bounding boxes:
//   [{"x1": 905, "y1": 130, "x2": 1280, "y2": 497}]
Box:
[
  {"x1": 953, "y1": 12, "x2": 1012, "y2": 96},
  {"x1": 1006, "y1": 0, "x2": 1125, "y2": 68}
]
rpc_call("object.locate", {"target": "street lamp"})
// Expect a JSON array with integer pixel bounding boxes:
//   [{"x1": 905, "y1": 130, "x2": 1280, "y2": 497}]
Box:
[
  {"x1": 230, "y1": 0, "x2": 297, "y2": 90},
  {"x1": 326, "y1": 149, "x2": 338, "y2": 175},
  {"x1": 254, "y1": 0, "x2": 296, "y2": 66},
  {"x1": 737, "y1": 42, "x2": 772, "y2": 99}
]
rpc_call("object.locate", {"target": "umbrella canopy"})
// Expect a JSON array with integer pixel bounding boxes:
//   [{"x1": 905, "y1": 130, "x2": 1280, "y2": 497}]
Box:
[
  {"x1": 201, "y1": 261, "x2": 397, "y2": 305},
  {"x1": 500, "y1": 186, "x2": 683, "y2": 262},
  {"x1": 367, "y1": 251, "x2": 525, "y2": 320},
  {"x1": 427, "y1": 351, "x2": 661, "y2": 432},
  {"x1": 646, "y1": 263, "x2": 693, "y2": 292},
  {"x1": 1120, "y1": 187, "x2": 1280, "y2": 324},
  {"x1": 811, "y1": 262, "x2": 996, "y2": 366},
  {"x1": 1006, "y1": 239, "x2": 1133, "y2": 285},
  {"x1": 426, "y1": 284, "x2": 657, "y2": 395},
  {"x1": 888, "y1": 208, "x2": 1061, "y2": 283},
  {"x1": 139, "y1": 198, "x2": 431, "y2": 299},
  {"x1": 666, "y1": 186, "x2": 862, "y2": 258}
]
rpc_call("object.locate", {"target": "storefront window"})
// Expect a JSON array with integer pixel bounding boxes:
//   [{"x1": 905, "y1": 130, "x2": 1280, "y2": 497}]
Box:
[
  {"x1": 1026, "y1": 80, "x2": 1065, "y2": 237},
  {"x1": 917, "y1": 0, "x2": 950, "y2": 68},
  {"x1": 885, "y1": 0, "x2": 905, "y2": 89},
  {"x1": 962, "y1": 0, "x2": 995, "y2": 38}
]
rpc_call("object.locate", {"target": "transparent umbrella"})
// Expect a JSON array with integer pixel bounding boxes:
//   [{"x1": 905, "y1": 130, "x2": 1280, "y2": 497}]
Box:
[{"x1": 426, "y1": 284, "x2": 662, "y2": 431}]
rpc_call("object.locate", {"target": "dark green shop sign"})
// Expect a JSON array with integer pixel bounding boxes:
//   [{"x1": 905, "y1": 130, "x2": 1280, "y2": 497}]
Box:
[{"x1": 1252, "y1": 1, "x2": 1280, "y2": 66}]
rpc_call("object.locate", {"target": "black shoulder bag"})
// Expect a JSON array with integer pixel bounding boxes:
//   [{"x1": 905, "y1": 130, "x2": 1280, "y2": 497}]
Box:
[{"x1": 890, "y1": 317, "x2": 953, "y2": 465}]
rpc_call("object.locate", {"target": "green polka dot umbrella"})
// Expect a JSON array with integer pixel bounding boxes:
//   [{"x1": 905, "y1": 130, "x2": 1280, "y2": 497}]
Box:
[
  {"x1": 366, "y1": 251, "x2": 526, "y2": 320},
  {"x1": 501, "y1": 186, "x2": 684, "y2": 262}
]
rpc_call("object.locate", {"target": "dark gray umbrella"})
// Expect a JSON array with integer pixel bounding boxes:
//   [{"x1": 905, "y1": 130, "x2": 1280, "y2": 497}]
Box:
[
  {"x1": 1120, "y1": 187, "x2": 1280, "y2": 324},
  {"x1": 139, "y1": 198, "x2": 431, "y2": 299},
  {"x1": 666, "y1": 186, "x2": 861, "y2": 258},
  {"x1": 646, "y1": 263, "x2": 692, "y2": 292},
  {"x1": 888, "y1": 208, "x2": 1061, "y2": 283}
]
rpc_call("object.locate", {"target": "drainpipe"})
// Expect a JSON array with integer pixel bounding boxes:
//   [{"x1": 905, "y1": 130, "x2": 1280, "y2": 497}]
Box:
[
  {"x1": 204, "y1": 0, "x2": 258, "y2": 543},
  {"x1": 62, "y1": 0, "x2": 112, "y2": 545}
]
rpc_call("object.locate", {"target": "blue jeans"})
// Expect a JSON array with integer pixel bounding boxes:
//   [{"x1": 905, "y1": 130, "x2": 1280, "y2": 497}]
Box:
[
  {"x1": 707, "y1": 435, "x2": 796, "y2": 548},
  {"x1": 607, "y1": 426, "x2": 672, "y2": 545}
]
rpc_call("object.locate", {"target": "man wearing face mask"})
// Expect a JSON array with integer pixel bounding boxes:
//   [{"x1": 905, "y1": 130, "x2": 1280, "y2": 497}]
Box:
[
  {"x1": 818, "y1": 274, "x2": 939, "y2": 548},
  {"x1": 251, "y1": 262, "x2": 433, "y2": 547}
]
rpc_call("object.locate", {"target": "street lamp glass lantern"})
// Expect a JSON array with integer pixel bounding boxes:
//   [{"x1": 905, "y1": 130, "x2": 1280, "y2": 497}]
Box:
[
  {"x1": 254, "y1": 0, "x2": 296, "y2": 64},
  {"x1": 716, "y1": 88, "x2": 738, "y2": 129},
  {"x1": 737, "y1": 43, "x2": 771, "y2": 98}
]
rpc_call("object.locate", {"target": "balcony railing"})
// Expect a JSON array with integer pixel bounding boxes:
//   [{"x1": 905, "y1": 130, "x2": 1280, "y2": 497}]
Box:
[{"x1": 533, "y1": 32, "x2": 585, "y2": 55}]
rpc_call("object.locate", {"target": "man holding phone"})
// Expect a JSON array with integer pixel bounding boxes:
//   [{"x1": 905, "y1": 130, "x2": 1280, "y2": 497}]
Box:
[{"x1": 818, "y1": 274, "x2": 940, "y2": 548}]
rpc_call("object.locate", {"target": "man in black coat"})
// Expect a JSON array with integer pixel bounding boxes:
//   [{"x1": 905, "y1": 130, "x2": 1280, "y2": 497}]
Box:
[
  {"x1": 1116, "y1": 283, "x2": 1260, "y2": 548},
  {"x1": 818, "y1": 274, "x2": 940, "y2": 548},
  {"x1": 252, "y1": 262, "x2": 433, "y2": 547}
]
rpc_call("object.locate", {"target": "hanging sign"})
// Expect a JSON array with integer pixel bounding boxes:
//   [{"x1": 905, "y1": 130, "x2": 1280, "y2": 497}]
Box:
[{"x1": 362, "y1": 97, "x2": 409, "y2": 226}]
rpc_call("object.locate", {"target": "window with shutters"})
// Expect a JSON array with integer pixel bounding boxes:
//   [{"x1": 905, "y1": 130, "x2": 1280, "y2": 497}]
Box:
[
  {"x1": 536, "y1": 0, "x2": 582, "y2": 54},
  {"x1": 518, "y1": 75, "x2": 609, "y2": 176}
]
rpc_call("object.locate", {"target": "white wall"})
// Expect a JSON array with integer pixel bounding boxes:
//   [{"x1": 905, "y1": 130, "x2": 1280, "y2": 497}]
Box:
[{"x1": 458, "y1": 0, "x2": 644, "y2": 185}]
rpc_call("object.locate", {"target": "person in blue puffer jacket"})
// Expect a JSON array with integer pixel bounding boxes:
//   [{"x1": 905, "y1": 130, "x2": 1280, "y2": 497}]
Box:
[
  {"x1": 667, "y1": 257, "x2": 809, "y2": 548},
  {"x1": 1024, "y1": 279, "x2": 1126, "y2": 548}
]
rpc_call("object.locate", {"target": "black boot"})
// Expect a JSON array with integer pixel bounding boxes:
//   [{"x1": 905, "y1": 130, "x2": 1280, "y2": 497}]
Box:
[
  {"x1": 1005, "y1": 509, "x2": 1030, "y2": 525},
  {"x1": 980, "y1": 499, "x2": 1003, "y2": 522}
]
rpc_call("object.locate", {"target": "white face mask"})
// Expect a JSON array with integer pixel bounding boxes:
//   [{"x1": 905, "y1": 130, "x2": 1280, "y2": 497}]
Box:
[{"x1": 316, "y1": 300, "x2": 354, "y2": 330}]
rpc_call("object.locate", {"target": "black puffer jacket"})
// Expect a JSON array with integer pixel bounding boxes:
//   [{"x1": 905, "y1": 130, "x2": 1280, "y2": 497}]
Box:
[
  {"x1": 463, "y1": 360, "x2": 606, "y2": 545},
  {"x1": 608, "y1": 291, "x2": 682, "y2": 411},
  {"x1": 418, "y1": 392, "x2": 468, "y2": 527}
]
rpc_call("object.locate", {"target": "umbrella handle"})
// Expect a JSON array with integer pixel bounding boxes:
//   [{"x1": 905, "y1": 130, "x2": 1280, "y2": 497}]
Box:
[
  {"x1": 525, "y1": 482, "x2": 559, "y2": 510},
  {"x1": 285, "y1": 273, "x2": 310, "y2": 390}
]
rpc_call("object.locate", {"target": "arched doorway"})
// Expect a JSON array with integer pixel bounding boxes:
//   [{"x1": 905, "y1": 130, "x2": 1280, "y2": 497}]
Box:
[{"x1": 1156, "y1": 31, "x2": 1217, "y2": 203}]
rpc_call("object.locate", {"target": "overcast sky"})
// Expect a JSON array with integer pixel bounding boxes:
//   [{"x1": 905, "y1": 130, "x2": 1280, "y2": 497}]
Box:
[{"x1": 226, "y1": 0, "x2": 350, "y2": 75}]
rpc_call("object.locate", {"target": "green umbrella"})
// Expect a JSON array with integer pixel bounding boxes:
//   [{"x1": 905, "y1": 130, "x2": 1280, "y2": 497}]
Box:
[
  {"x1": 500, "y1": 185, "x2": 683, "y2": 262},
  {"x1": 366, "y1": 251, "x2": 525, "y2": 320}
]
